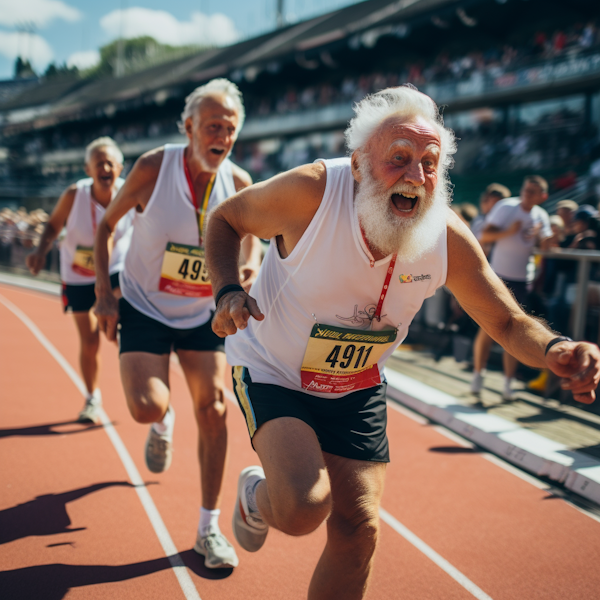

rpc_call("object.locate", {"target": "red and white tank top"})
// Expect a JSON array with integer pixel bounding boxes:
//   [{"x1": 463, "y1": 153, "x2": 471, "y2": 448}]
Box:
[{"x1": 225, "y1": 157, "x2": 448, "y2": 399}]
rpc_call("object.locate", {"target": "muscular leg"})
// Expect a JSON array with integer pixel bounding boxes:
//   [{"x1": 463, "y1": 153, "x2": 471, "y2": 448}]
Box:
[
  {"x1": 177, "y1": 350, "x2": 228, "y2": 510},
  {"x1": 73, "y1": 311, "x2": 100, "y2": 396},
  {"x1": 119, "y1": 352, "x2": 171, "y2": 423},
  {"x1": 309, "y1": 454, "x2": 386, "y2": 600},
  {"x1": 473, "y1": 327, "x2": 493, "y2": 373},
  {"x1": 252, "y1": 417, "x2": 332, "y2": 536}
]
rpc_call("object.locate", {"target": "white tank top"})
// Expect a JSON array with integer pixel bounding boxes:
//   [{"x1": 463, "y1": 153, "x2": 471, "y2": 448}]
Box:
[
  {"x1": 121, "y1": 144, "x2": 237, "y2": 329},
  {"x1": 60, "y1": 178, "x2": 132, "y2": 285},
  {"x1": 225, "y1": 157, "x2": 448, "y2": 398}
]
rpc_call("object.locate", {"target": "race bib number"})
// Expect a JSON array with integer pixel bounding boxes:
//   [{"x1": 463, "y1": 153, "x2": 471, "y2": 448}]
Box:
[
  {"x1": 300, "y1": 324, "x2": 397, "y2": 394},
  {"x1": 72, "y1": 246, "x2": 95, "y2": 276},
  {"x1": 158, "y1": 242, "x2": 212, "y2": 297}
]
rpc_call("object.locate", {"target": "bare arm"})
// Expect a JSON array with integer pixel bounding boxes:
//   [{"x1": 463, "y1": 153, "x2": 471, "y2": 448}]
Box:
[
  {"x1": 231, "y1": 162, "x2": 263, "y2": 291},
  {"x1": 26, "y1": 185, "x2": 76, "y2": 275},
  {"x1": 205, "y1": 162, "x2": 326, "y2": 336},
  {"x1": 446, "y1": 211, "x2": 600, "y2": 402},
  {"x1": 479, "y1": 221, "x2": 521, "y2": 244},
  {"x1": 94, "y1": 148, "x2": 163, "y2": 340}
]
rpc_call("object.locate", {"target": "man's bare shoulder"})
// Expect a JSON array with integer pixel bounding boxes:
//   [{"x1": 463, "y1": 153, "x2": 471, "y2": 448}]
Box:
[
  {"x1": 63, "y1": 183, "x2": 78, "y2": 197},
  {"x1": 135, "y1": 147, "x2": 165, "y2": 176},
  {"x1": 274, "y1": 161, "x2": 327, "y2": 201},
  {"x1": 230, "y1": 162, "x2": 252, "y2": 191}
]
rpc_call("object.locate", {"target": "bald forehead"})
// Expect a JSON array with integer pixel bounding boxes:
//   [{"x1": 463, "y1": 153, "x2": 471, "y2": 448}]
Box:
[{"x1": 374, "y1": 114, "x2": 441, "y2": 151}]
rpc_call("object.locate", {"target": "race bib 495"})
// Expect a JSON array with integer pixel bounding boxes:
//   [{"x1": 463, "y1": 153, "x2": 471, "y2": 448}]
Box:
[{"x1": 158, "y1": 242, "x2": 212, "y2": 297}]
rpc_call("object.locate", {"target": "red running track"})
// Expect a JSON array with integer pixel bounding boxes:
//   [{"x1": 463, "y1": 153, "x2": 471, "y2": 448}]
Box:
[{"x1": 1, "y1": 281, "x2": 600, "y2": 600}]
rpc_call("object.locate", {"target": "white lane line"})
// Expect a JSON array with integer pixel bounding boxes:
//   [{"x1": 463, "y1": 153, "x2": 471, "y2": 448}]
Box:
[
  {"x1": 0, "y1": 292, "x2": 201, "y2": 600},
  {"x1": 379, "y1": 508, "x2": 493, "y2": 600}
]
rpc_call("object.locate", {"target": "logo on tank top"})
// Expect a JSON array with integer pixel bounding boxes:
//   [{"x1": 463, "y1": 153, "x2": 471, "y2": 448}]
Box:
[{"x1": 399, "y1": 273, "x2": 431, "y2": 283}]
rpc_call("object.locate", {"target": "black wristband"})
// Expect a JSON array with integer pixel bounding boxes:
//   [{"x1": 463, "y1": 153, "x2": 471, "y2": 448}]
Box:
[
  {"x1": 544, "y1": 336, "x2": 573, "y2": 356},
  {"x1": 215, "y1": 284, "x2": 245, "y2": 307}
]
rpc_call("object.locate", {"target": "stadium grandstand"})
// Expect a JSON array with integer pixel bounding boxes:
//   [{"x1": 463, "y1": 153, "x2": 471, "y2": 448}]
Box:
[{"x1": 0, "y1": 0, "x2": 599, "y2": 212}]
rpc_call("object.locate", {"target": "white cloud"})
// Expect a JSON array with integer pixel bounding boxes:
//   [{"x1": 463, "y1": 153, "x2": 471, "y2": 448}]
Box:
[
  {"x1": 67, "y1": 49, "x2": 99, "y2": 70},
  {"x1": 0, "y1": 30, "x2": 53, "y2": 70},
  {"x1": 0, "y1": 0, "x2": 81, "y2": 29},
  {"x1": 100, "y1": 7, "x2": 239, "y2": 47}
]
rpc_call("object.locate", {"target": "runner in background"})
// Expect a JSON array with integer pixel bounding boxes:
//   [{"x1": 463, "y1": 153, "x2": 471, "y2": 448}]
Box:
[
  {"x1": 94, "y1": 79, "x2": 262, "y2": 570},
  {"x1": 26, "y1": 137, "x2": 132, "y2": 424}
]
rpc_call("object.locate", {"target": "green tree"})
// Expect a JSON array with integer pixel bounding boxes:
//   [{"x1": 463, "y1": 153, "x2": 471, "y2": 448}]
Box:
[{"x1": 14, "y1": 57, "x2": 36, "y2": 78}]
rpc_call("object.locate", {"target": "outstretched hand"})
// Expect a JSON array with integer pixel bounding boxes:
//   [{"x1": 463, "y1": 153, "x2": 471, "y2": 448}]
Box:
[
  {"x1": 546, "y1": 341, "x2": 600, "y2": 404},
  {"x1": 212, "y1": 290, "x2": 264, "y2": 337}
]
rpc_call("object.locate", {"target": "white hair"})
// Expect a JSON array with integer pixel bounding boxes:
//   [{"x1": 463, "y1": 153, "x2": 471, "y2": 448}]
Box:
[
  {"x1": 85, "y1": 136, "x2": 123, "y2": 165},
  {"x1": 177, "y1": 78, "x2": 245, "y2": 136},
  {"x1": 345, "y1": 85, "x2": 457, "y2": 199}
]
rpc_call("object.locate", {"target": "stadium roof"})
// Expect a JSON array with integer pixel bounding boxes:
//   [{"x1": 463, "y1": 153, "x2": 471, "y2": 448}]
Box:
[{"x1": 0, "y1": 0, "x2": 458, "y2": 128}]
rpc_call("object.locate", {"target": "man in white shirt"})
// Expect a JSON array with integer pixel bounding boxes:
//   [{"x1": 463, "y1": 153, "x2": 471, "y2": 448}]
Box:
[{"x1": 471, "y1": 176, "x2": 553, "y2": 400}]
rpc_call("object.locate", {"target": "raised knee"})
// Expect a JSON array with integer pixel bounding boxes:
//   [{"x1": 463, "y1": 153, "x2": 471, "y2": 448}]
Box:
[
  {"x1": 127, "y1": 397, "x2": 165, "y2": 424},
  {"x1": 274, "y1": 490, "x2": 332, "y2": 537}
]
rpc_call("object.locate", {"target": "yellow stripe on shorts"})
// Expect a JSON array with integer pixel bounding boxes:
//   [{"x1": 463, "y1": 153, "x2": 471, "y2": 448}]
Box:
[{"x1": 233, "y1": 365, "x2": 257, "y2": 437}]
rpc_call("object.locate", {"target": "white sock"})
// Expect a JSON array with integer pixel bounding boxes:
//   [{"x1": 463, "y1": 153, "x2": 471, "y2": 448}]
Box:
[
  {"x1": 87, "y1": 389, "x2": 102, "y2": 405},
  {"x1": 504, "y1": 377, "x2": 513, "y2": 393},
  {"x1": 152, "y1": 405, "x2": 174, "y2": 435},
  {"x1": 471, "y1": 371, "x2": 485, "y2": 392},
  {"x1": 199, "y1": 507, "x2": 221, "y2": 537}
]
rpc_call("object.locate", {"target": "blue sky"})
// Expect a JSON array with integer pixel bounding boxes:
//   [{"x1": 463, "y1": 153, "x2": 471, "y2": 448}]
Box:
[{"x1": 0, "y1": 0, "x2": 361, "y2": 80}]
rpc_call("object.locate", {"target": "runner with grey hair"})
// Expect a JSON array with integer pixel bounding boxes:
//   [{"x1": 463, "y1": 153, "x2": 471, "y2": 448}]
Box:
[
  {"x1": 204, "y1": 84, "x2": 600, "y2": 599},
  {"x1": 94, "y1": 78, "x2": 262, "y2": 570},
  {"x1": 26, "y1": 136, "x2": 133, "y2": 424}
]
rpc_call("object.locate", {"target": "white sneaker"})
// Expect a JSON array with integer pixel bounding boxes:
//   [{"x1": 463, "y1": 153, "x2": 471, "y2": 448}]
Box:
[
  {"x1": 78, "y1": 396, "x2": 102, "y2": 424},
  {"x1": 144, "y1": 407, "x2": 175, "y2": 473},
  {"x1": 232, "y1": 466, "x2": 268, "y2": 552},
  {"x1": 470, "y1": 372, "x2": 484, "y2": 395},
  {"x1": 194, "y1": 531, "x2": 239, "y2": 568}
]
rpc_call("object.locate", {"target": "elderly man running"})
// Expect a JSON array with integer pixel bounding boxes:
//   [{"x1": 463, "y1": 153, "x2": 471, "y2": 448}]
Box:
[
  {"x1": 27, "y1": 137, "x2": 132, "y2": 424},
  {"x1": 205, "y1": 85, "x2": 600, "y2": 599},
  {"x1": 94, "y1": 79, "x2": 262, "y2": 569}
]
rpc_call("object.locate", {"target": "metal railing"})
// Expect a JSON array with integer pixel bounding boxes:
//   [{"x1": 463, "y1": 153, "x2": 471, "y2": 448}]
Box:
[{"x1": 539, "y1": 249, "x2": 600, "y2": 341}]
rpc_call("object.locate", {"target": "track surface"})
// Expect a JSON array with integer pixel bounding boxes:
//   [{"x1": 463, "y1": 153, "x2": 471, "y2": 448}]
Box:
[{"x1": 1, "y1": 282, "x2": 600, "y2": 600}]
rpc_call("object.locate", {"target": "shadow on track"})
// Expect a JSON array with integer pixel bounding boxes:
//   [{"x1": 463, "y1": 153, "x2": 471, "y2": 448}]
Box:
[
  {"x1": 0, "y1": 550, "x2": 232, "y2": 599},
  {"x1": 0, "y1": 420, "x2": 105, "y2": 439},
  {"x1": 428, "y1": 446, "x2": 481, "y2": 454},
  {"x1": 0, "y1": 481, "x2": 136, "y2": 545}
]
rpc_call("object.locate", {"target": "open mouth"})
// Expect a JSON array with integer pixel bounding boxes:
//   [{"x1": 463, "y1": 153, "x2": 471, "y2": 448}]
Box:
[
  {"x1": 391, "y1": 193, "x2": 418, "y2": 213},
  {"x1": 100, "y1": 175, "x2": 113, "y2": 184},
  {"x1": 210, "y1": 148, "x2": 225, "y2": 156}
]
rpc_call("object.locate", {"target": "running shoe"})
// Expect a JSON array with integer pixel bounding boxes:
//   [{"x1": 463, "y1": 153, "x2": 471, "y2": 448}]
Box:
[
  {"x1": 78, "y1": 397, "x2": 102, "y2": 424},
  {"x1": 232, "y1": 466, "x2": 269, "y2": 552},
  {"x1": 470, "y1": 372, "x2": 484, "y2": 396},
  {"x1": 144, "y1": 424, "x2": 174, "y2": 474},
  {"x1": 194, "y1": 531, "x2": 239, "y2": 568}
]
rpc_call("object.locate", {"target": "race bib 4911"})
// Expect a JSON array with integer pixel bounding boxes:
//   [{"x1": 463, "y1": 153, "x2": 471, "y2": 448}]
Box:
[
  {"x1": 158, "y1": 242, "x2": 212, "y2": 297},
  {"x1": 300, "y1": 324, "x2": 396, "y2": 395},
  {"x1": 72, "y1": 246, "x2": 95, "y2": 276}
]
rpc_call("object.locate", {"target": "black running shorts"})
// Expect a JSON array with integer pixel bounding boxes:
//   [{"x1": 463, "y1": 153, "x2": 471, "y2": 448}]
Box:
[
  {"x1": 118, "y1": 297, "x2": 224, "y2": 355},
  {"x1": 62, "y1": 272, "x2": 120, "y2": 313},
  {"x1": 232, "y1": 366, "x2": 390, "y2": 462}
]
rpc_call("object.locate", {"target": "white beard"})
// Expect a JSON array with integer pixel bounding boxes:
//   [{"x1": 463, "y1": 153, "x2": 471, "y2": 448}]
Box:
[{"x1": 355, "y1": 164, "x2": 450, "y2": 263}]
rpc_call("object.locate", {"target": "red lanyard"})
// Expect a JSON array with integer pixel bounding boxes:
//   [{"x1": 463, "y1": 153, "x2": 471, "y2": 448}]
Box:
[
  {"x1": 361, "y1": 226, "x2": 397, "y2": 322},
  {"x1": 90, "y1": 200, "x2": 97, "y2": 236},
  {"x1": 183, "y1": 153, "x2": 214, "y2": 243}
]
